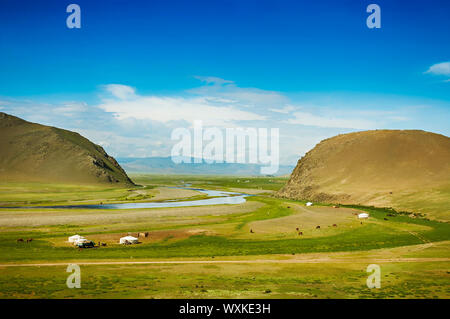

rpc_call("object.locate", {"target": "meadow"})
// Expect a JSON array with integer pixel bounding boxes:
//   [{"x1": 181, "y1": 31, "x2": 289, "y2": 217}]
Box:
[{"x1": 0, "y1": 174, "x2": 448, "y2": 298}]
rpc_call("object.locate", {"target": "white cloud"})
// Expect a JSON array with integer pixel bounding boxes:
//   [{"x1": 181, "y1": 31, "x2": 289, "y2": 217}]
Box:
[
  {"x1": 75, "y1": 128, "x2": 170, "y2": 158},
  {"x1": 425, "y1": 62, "x2": 450, "y2": 76},
  {"x1": 287, "y1": 111, "x2": 374, "y2": 129},
  {"x1": 193, "y1": 76, "x2": 234, "y2": 85},
  {"x1": 189, "y1": 76, "x2": 288, "y2": 108},
  {"x1": 98, "y1": 87, "x2": 266, "y2": 126},
  {"x1": 269, "y1": 105, "x2": 295, "y2": 114},
  {"x1": 54, "y1": 102, "x2": 88, "y2": 115},
  {"x1": 103, "y1": 84, "x2": 137, "y2": 100}
]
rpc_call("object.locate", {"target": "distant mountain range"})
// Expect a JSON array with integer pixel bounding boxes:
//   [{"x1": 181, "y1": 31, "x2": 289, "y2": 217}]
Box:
[{"x1": 117, "y1": 156, "x2": 294, "y2": 176}]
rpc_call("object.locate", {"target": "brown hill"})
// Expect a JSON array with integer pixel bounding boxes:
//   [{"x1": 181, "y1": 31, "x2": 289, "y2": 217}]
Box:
[
  {"x1": 278, "y1": 130, "x2": 450, "y2": 220},
  {"x1": 0, "y1": 112, "x2": 134, "y2": 185}
]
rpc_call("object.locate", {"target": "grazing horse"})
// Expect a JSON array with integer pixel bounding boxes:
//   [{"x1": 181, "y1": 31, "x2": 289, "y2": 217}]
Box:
[
  {"x1": 316, "y1": 226, "x2": 320, "y2": 229},
  {"x1": 298, "y1": 232, "x2": 303, "y2": 236},
  {"x1": 332, "y1": 224, "x2": 337, "y2": 227},
  {"x1": 26, "y1": 238, "x2": 33, "y2": 243},
  {"x1": 17, "y1": 238, "x2": 24, "y2": 243}
]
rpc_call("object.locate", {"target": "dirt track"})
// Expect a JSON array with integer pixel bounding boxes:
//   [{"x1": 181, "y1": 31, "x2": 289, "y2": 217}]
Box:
[{"x1": 1, "y1": 257, "x2": 449, "y2": 267}]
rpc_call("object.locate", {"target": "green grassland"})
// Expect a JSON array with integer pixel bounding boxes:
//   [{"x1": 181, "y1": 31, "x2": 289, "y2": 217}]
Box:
[
  {"x1": 391, "y1": 184, "x2": 450, "y2": 222},
  {"x1": 0, "y1": 182, "x2": 137, "y2": 206},
  {"x1": 1, "y1": 256, "x2": 449, "y2": 299},
  {"x1": 131, "y1": 174, "x2": 289, "y2": 191},
  {"x1": 0, "y1": 175, "x2": 448, "y2": 298},
  {"x1": 0, "y1": 175, "x2": 287, "y2": 207}
]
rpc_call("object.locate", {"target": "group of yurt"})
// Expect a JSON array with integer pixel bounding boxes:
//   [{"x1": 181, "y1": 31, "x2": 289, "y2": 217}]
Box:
[{"x1": 68, "y1": 234, "x2": 139, "y2": 247}]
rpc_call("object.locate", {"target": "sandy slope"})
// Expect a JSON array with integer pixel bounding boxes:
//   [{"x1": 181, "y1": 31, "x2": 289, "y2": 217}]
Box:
[
  {"x1": 0, "y1": 112, "x2": 133, "y2": 185},
  {"x1": 278, "y1": 130, "x2": 450, "y2": 220}
]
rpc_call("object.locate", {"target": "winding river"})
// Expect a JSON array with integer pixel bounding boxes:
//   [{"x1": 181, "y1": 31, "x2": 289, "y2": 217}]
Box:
[{"x1": 10, "y1": 188, "x2": 250, "y2": 210}]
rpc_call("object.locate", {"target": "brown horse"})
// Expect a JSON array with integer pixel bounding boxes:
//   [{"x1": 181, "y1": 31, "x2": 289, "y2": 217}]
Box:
[
  {"x1": 316, "y1": 226, "x2": 321, "y2": 229},
  {"x1": 26, "y1": 238, "x2": 33, "y2": 243},
  {"x1": 138, "y1": 232, "x2": 149, "y2": 238},
  {"x1": 298, "y1": 232, "x2": 303, "y2": 236},
  {"x1": 332, "y1": 224, "x2": 337, "y2": 227},
  {"x1": 17, "y1": 238, "x2": 24, "y2": 243}
]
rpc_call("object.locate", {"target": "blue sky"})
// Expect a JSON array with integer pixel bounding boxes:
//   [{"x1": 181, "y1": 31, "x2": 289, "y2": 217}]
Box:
[{"x1": 0, "y1": 0, "x2": 449, "y2": 165}]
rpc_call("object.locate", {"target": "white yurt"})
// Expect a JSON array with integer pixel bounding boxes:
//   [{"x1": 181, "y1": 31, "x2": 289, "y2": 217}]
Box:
[
  {"x1": 68, "y1": 235, "x2": 84, "y2": 243},
  {"x1": 358, "y1": 213, "x2": 369, "y2": 219},
  {"x1": 306, "y1": 202, "x2": 313, "y2": 207},
  {"x1": 119, "y1": 236, "x2": 139, "y2": 244}
]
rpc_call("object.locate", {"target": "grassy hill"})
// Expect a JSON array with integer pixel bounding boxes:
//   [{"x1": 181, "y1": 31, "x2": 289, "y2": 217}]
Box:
[
  {"x1": 278, "y1": 130, "x2": 450, "y2": 221},
  {"x1": 0, "y1": 112, "x2": 134, "y2": 185}
]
